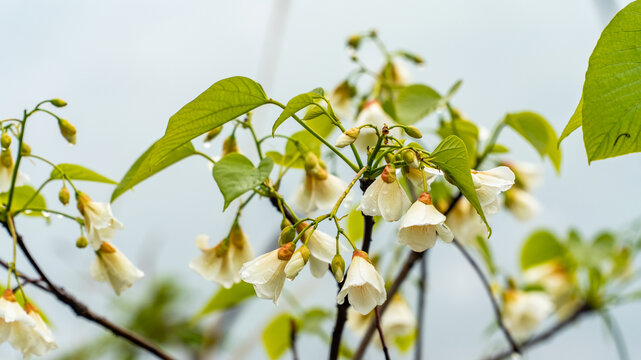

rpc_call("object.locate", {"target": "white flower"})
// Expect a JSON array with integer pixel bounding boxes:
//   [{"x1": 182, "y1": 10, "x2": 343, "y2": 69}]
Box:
[
  {"x1": 471, "y1": 166, "x2": 515, "y2": 215},
  {"x1": 284, "y1": 245, "x2": 310, "y2": 280},
  {"x1": 0, "y1": 166, "x2": 28, "y2": 193},
  {"x1": 505, "y1": 188, "x2": 541, "y2": 221},
  {"x1": 296, "y1": 225, "x2": 348, "y2": 278},
  {"x1": 524, "y1": 261, "x2": 572, "y2": 301},
  {"x1": 502, "y1": 290, "x2": 554, "y2": 339},
  {"x1": 388, "y1": 60, "x2": 411, "y2": 86},
  {"x1": 381, "y1": 294, "x2": 416, "y2": 337},
  {"x1": 190, "y1": 225, "x2": 254, "y2": 288},
  {"x1": 328, "y1": 81, "x2": 356, "y2": 122},
  {"x1": 398, "y1": 192, "x2": 453, "y2": 252},
  {"x1": 445, "y1": 198, "x2": 488, "y2": 246},
  {"x1": 358, "y1": 165, "x2": 411, "y2": 222},
  {"x1": 336, "y1": 251, "x2": 386, "y2": 315},
  {"x1": 91, "y1": 242, "x2": 144, "y2": 295},
  {"x1": 402, "y1": 166, "x2": 442, "y2": 189},
  {"x1": 17, "y1": 303, "x2": 58, "y2": 357},
  {"x1": 0, "y1": 290, "x2": 37, "y2": 355},
  {"x1": 76, "y1": 192, "x2": 124, "y2": 249},
  {"x1": 353, "y1": 101, "x2": 401, "y2": 151},
  {"x1": 505, "y1": 161, "x2": 543, "y2": 191},
  {"x1": 293, "y1": 169, "x2": 347, "y2": 214},
  {"x1": 240, "y1": 243, "x2": 295, "y2": 304},
  {"x1": 335, "y1": 128, "x2": 360, "y2": 148}
]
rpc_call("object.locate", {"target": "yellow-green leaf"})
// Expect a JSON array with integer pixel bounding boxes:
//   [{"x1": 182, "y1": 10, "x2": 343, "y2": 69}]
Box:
[
  {"x1": 50, "y1": 163, "x2": 117, "y2": 184},
  {"x1": 212, "y1": 153, "x2": 273, "y2": 210}
]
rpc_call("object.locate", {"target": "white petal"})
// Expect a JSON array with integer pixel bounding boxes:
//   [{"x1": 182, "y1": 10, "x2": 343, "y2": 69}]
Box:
[
  {"x1": 357, "y1": 177, "x2": 384, "y2": 217},
  {"x1": 378, "y1": 182, "x2": 410, "y2": 222},
  {"x1": 308, "y1": 255, "x2": 329, "y2": 278}
]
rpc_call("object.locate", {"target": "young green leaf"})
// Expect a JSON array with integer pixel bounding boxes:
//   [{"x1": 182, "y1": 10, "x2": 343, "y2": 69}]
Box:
[
  {"x1": 193, "y1": 281, "x2": 255, "y2": 320},
  {"x1": 50, "y1": 163, "x2": 117, "y2": 184},
  {"x1": 504, "y1": 112, "x2": 562, "y2": 173},
  {"x1": 437, "y1": 118, "x2": 479, "y2": 167},
  {"x1": 112, "y1": 142, "x2": 196, "y2": 201},
  {"x1": 558, "y1": 96, "x2": 583, "y2": 146},
  {"x1": 213, "y1": 153, "x2": 273, "y2": 209},
  {"x1": 113, "y1": 76, "x2": 268, "y2": 201},
  {"x1": 262, "y1": 313, "x2": 296, "y2": 360},
  {"x1": 520, "y1": 230, "x2": 565, "y2": 270},
  {"x1": 430, "y1": 135, "x2": 490, "y2": 234},
  {"x1": 272, "y1": 88, "x2": 325, "y2": 135},
  {"x1": 582, "y1": 1, "x2": 641, "y2": 162},
  {"x1": 395, "y1": 84, "x2": 442, "y2": 125}
]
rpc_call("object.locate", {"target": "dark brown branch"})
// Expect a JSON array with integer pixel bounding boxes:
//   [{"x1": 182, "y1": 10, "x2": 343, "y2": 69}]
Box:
[
  {"x1": 2, "y1": 220, "x2": 175, "y2": 360},
  {"x1": 452, "y1": 239, "x2": 520, "y2": 354},
  {"x1": 482, "y1": 304, "x2": 592, "y2": 360},
  {"x1": 374, "y1": 306, "x2": 391, "y2": 360},
  {"x1": 290, "y1": 317, "x2": 299, "y2": 360},
  {"x1": 0, "y1": 258, "x2": 49, "y2": 293},
  {"x1": 415, "y1": 252, "x2": 428, "y2": 360}
]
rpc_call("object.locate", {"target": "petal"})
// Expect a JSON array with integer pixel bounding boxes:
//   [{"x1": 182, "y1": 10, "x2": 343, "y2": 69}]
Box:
[
  {"x1": 357, "y1": 177, "x2": 384, "y2": 216},
  {"x1": 307, "y1": 230, "x2": 336, "y2": 263},
  {"x1": 436, "y1": 223, "x2": 454, "y2": 243},
  {"x1": 239, "y1": 250, "x2": 281, "y2": 285},
  {"x1": 308, "y1": 255, "x2": 329, "y2": 278},
  {"x1": 398, "y1": 225, "x2": 437, "y2": 252},
  {"x1": 378, "y1": 182, "x2": 410, "y2": 222}
]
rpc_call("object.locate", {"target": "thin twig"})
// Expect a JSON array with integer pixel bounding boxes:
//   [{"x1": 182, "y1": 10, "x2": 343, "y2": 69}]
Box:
[
  {"x1": 415, "y1": 252, "x2": 428, "y2": 360},
  {"x1": 290, "y1": 317, "x2": 300, "y2": 360},
  {"x1": 452, "y1": 239, "x2": 520, "y2": 354},
  {"x1": 375, "y1": 306, "x2": 391, "y2": 360},
  {"x1": 2, "y1": 220, "x2": 175, "y2": 360}
]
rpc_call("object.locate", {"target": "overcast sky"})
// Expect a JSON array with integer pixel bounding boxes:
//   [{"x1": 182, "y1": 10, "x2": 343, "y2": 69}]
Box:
[{"x1": 2, "y1": 0, "x2": 641, "y2": 359}]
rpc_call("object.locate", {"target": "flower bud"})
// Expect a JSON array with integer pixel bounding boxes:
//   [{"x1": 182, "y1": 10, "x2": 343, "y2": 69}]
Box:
[
  {"x1": 205, "y1": 126, "x2": 223, "y2": 143},
  {"x1": 222, "y1": 135, "x2": 239, "y2": 155},
  {"x1": 278, "y1": 226, "x2": 296, "y2": 247},
  {"x1": 58, "y1": 119, "x2": 77, "y2": 145},
  {"x1": 384, "y1": 152, "x2": 395, "y2": 164},
  {"x1": 304, "y1": 152, "x2": 320, "y2": 173},
  {"x1": 280, "y1": 218, "x2": 292, "y2": 230},
  {"x1": 347, "y1": 34, "x2": 362, "y2": 49},
  {"x1": 331, "y1": 254, "x2": 345, "y2": 282},
  {"x1": 335, "y1": 128, "x2": 360, "y2": 148},
  {"x1": 76, "y1": 236, "x2": 88, "y2": 248},
  {"x1": 284, "y1": 245, "x2": 310, "y2": 280},
  {"x1": 404, "y1": 126, "x2": 422, "y2": 139},
  {"x1": 20, "y1": 142, "x2": 31, "y2": 156},
  {"x1": 75, "y1": 191, "x2": 92, "y2": 216},
  {"x1": 1, "y1": 149, "x2": 13, "y2": 168},
  {"x1": 0, "y1": 133, "x2": 11, "y2": 149},
  {"x1": 277, "y1": 242, "x2": 296, "y2": 261},
  {"x1": 50, "y1": 98, "x2": 67, "y2": 107},
  {"x1": 402, "y1": 149, "x2": 419, "y2": 168},
  {"x1": 58, "y1": 187, "x2": 70, "y2": 206},
  {"x1": 381, "y1": 164, "x2": 397, "y2": 183}
]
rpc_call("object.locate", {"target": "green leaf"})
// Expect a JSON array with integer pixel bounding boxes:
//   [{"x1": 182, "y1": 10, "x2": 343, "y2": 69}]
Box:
[
  {"x1": 430, "y1": 135, "x2": 490, "y2": 234},
  {"x1": 194, "y1": 281, "x2": 255, "y2": 319},
  {"x1": 395, "y1": 84, "x2": 442, "y2": 125},
  {"x1": 505, "y1": 112, "x2": 562, "y2": 173},
  {"x1": 111, "y1": 142, "x2": 196, "y2": 201},
  {"x1": 112, "y1": 76, "x2": 268, "y2": 201},
  {"x1": 394, "y1": 331, "x2": 417, "y2": 353},
  {"x1": 437, "y1": 118, "x2": 479, "y2": 166},
  {"x1": 520, "y1": 230, "x2": 565, "y2": 270},
  {"x1": 344, "y1": 205, "x2": 380, "y2": 244},
  {"x1": 558, "y1": 96, "x2": 583, "y2": 146},
  {"x1": 272, "y1": 88, "x2": 325, "y2": 135},
  {"x1": 1, "y1": 186, "x2": 47, "y2": 217},
  {"x1": 50, "y1": 164, "x2": 117, "y2": 184},
  {"x1": 582, "y1": 1, "x2": 641, "y2": 162},
  {"x1": 212, "y1": 153, "x2": 273, "y2": 209},
  {"x1": 262, "y1": 313, "x2": 295, "y2": 360},
  {"x1": 298, "y1": 308, "x2": 330, "y2": 333},
  {"x1": 278, "y1": 130, "x2": 322, "y2": 169}
]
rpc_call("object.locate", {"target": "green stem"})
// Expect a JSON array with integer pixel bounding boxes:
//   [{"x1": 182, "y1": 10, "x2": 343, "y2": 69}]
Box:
[
  {"x1": 18, "y1": 207, "x2": 82, "y2": 223},
  {"x1": 330, "y1": 167, "x2": 366, "y2": 217},
  {"x1": 194, "y1": 151, "x2": 216, "y2": 165},
  {"x1": 268, "y1": 100, "x2": 359, "y2": 172},
  {"x1": 317, "y1": 104, "x2": 364, "y2": 169},
  {"x1": 16, "y1": 178, "x2": 52, "y2": 214},
  {"x1": 26, "y1": 154, "x2": 78, "y2": 192},
  {"x1": 476, "y1": 118, "x2": 507, "y2": 167},
  {"x1": 367, "y1": 134, "x2": 385, "y2": 169},
  {"x1": 247, "y1": 122, "x2": 263, "y2": 160},
  {"x1": 6, "y1": 110, "x2": 33, "y2": 212}
]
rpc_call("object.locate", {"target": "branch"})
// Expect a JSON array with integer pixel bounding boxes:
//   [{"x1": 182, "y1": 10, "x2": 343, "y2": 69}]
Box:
[
  {"x1": 290, "y1": 317, "x2": 300, "y2": 360},
  {"x1": 2, "y1": 220, "x2": 175, "y2": 360},
  {"x1": 482, "y1": 304, "x2": 592, "y2": 360},
  {"x1": 414, "y1": 252, "x2": 428, "y2": 360},
  {"x1": 374, "y1": 306, "x2": 391, "y2": 360}
]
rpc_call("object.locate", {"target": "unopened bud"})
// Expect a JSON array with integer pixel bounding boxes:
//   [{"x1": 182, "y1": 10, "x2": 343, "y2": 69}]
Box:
[
  {"x1": 347, "y1": 34, "x2": 362, "y2": 49},
  {"x1": 284, "y1": 245, "x2": 310, "y2": 280},
  {"x1": 304, "y1": 152, "x2": 320, "y2": 172},
  {"x1": 381, "y1": 164, "x2": 397, "y2": 183},
  {"x1": 384, "y1": 152, "x2": 395, "y2": 164},
  {"x1": 58, "y1": 119, "x2": 77, "y2": 145},
  {"x1": 0, "y1": 133, "x2": 11, "y2": 149},
  {"x1": 50, "y1": 98, "x2": 67, "y2": 107},
  {"x1": 58, "y1": 187, "x2": 70, "y2": 206},
  {"x1": 402, "y1": 149, "x2": 419, "y2": 168},
  {"x1": 278, "y1": 226, "x2": 296, "y2": 247},
  {"x1": 222, "y1": 136, "x2": 239, "y2": 155},
  {"x1": 280, "y1": 218, "x2": 292, "y2": 230},
  {"x1": 331, "y1": 254, "x2": 345, "y2": 282},
  {"x1": 76, "y1": 236, "x2": 88, "y2": 248},
  {"x1": 404, "y1": 126, "x2": 422, "y2": 139},
  {"x1": 277, "y1": 242, "x2": 296, "y2": 261},
  {"x1": 20, "y1": 142, "x2": 31, "y2": 156},
  {"x1": 205, "y1": 126, "x2": 223, "y2": 142},
  {"x1": 75, "y1": 191, "x2": 92, "y2": 216},
  {"x1": 335, "y1": 128, "x2": 359, "y2": 148},
  {"x1": 1, "y1": 149, "x2": 13, "y2": 168}
]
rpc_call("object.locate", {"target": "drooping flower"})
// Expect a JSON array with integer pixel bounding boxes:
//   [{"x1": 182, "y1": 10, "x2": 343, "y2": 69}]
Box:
[
  {"x1": 502, "y1": 289, "x2": 554, "y2": 339},
  {"x1": 190, "y1": 225, "x2": 254, "y2": 288},
  {"x1": 524, "y1": 261, "x2": 572, "y2": 301},
  {"x1": 328, "y1": 81, "x2": 356, "y2": 121},
  {"x1": 76, "y1": 192, "x2": 124, "y2": 249},
  {"x1": 353, "y1": 101, "x2": 401, "y2": 151},
  {"x1": 397, "y1": 192, "x2": 453, "y2": 252},
  {"x1": 445, "y1": 198, "x2": 488, "y2": 246},
  {"x1": 17, "y1": 303, "x2": 58, "y2": 357},
  {"x1": 240, "y1": 242, "x2": 295, "y2": 304},
  {"x1": 337, "y1": 250, "x2": 386, "y2": 315},
  {"x1": 381, "y1": 294, "x2": 416, "y2": 338},
  {"x1": 402, "y1": 166, "x2": 442, "y2": 189},
  {"x1": 293, "y1": 155, "x2": 348, "y2": 214},
  {"x1": 90, "y1": 242, "x2": 144, "y2": 295},
  {"x1": 471, "y1": 166, "x2": 515, "y2": 215},
  {"x1": 505, "y1": 188, "x2": 541, "y2": 220},
  {"x1": 0, "y1": 289, "x2": 36, "y2": 354},
  {"x1": 296, "y1": 224, "x2": 348, "y2": 278},
  {"x1": 358, "y1": 165, "x2": 411, "y2": 222}
]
